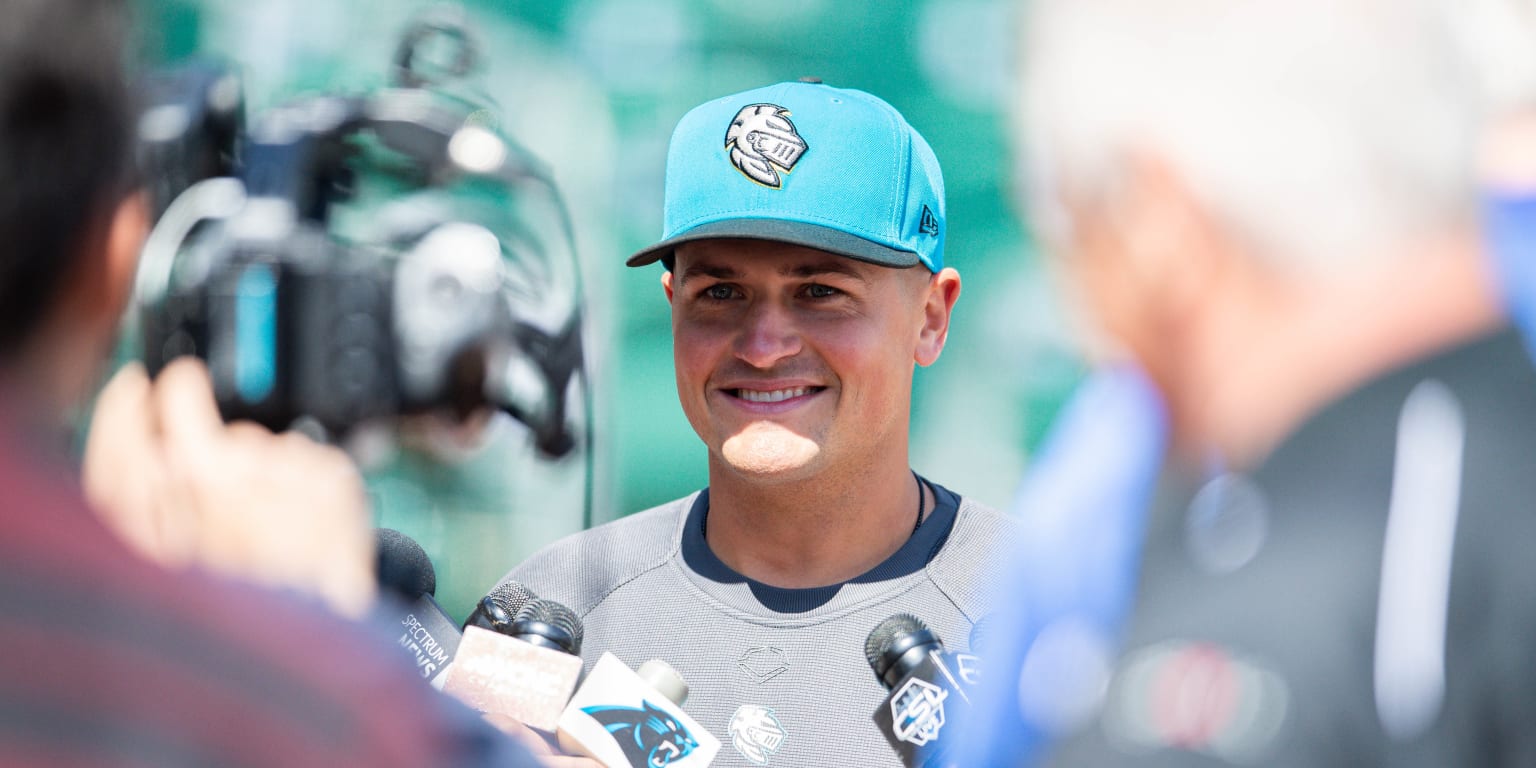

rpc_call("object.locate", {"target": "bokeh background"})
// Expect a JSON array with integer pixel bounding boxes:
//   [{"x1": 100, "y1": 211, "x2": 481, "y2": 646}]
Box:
[{"x1": 130, "y1": 0, "x2": 1084, "y2": 618}]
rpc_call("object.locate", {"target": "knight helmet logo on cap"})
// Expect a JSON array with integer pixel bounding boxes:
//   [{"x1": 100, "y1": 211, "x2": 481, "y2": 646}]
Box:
[{"x1": 724, "y1": 104, "x2": 808, "y2": 189}]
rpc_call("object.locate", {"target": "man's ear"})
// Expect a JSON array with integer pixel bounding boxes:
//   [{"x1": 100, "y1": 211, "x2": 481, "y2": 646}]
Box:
[
  {"x1": 58, "y1": 191, "x2": 148, "y2": 337},
  {"x1": 1110, "y1": 152, "x2": 1225, "y2": 321},
  {"x1": 662, "y1": 269, "x2": 675, "y2": 302},
  {"x1": 915, "y1": 267, "x2": 961, "y2": 367},
  {"x1": 102, "y1": 192, "x2": 150, "y2": 320}
]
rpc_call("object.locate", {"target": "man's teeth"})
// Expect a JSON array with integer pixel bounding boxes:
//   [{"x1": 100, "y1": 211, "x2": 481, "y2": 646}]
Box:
[{"x1": 736, "y1": 387, "x2": 814, "y2": 403}]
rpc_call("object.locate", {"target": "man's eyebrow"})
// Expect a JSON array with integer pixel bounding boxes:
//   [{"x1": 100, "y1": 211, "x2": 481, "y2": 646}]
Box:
[
  {"x1": 782, "y1": 261, "x2": 870, "y2": 283},
  {"x1": 676, "y1": 258, "x2": 871, "y2": 284},
  {"x1": 677, "y1": 263, "x2": 740, "y2": 283}
]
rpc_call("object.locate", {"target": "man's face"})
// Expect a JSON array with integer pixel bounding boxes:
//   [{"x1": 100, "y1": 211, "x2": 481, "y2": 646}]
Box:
[
  {"x1": 1049, "y1": 161, "x2": 1219, "y2": 380},
  {"x1": 665, "y1": 239, "x2": 937, "y2": 482}
]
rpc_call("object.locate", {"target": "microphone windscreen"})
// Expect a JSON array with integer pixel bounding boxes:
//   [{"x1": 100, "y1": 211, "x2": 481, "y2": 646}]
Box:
[
  {"x1": 866, "y1": 613, "x2": 929, "y2": 678},
  {"x1": 487, "y1": 581, "x2": 537, "y2": 620},
  {"x1": 463, "y1": 581, "x2": 539, "y2": 633},
  {"x1": 376, "y1": 527, "x2": 436, "y2": 600},
  {"x1": 513, "y1": 598, "x2": 584, "y2": 655}
]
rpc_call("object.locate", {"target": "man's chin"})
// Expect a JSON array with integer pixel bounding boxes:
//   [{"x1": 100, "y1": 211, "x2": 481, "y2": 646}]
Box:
[{"x1": 719, "y1": 428, "x2": 821, "y2": 478}]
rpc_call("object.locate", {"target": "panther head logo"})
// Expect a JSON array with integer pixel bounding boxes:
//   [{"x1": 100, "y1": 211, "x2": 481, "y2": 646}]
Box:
[
  {"x1": 724, "y1": 104, "x2": 808, "y2": 189},
  {"x1": 584, "y1": 700, "x2": 700, "y2": 767}
]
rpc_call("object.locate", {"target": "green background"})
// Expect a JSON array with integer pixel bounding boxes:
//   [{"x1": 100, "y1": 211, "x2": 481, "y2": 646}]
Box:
[{"x1": 131, "y1": 0, "x2": 1083, "y2": 620}]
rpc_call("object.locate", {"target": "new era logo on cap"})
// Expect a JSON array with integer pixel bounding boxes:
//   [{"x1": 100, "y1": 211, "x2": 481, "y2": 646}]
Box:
[
  {"x1": 627, "y1": 81, "x2": 947, "y2": 273},
  {"x1": 920, "y1": 205, "x2": 940, "y2": 238}
]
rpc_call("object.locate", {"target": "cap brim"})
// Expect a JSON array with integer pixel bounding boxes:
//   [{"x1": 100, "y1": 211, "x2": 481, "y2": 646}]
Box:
[{"x1": 625, "y1": 218, "x2": 923, "y2": 270}]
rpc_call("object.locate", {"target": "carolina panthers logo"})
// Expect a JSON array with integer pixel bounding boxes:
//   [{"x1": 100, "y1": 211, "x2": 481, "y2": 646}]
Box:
[
  {"x1": 724, "y1": 104, "x2": 808, "y2": 189},
  {"x1": 728, "y1": 705, "x2": 788, "y2": 765},
  {"x1": 584, "y1": 700, "x2": 699, "y2": 767}
]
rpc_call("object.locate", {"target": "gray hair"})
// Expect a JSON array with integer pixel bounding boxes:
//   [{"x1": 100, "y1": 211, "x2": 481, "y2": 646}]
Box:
[
  {"x1": 1018, "y1": 0, "x2": 1480, "y2": 274},
  {"x1": 1454, "y1": 0, "x2": 1536, "y2": 115}
]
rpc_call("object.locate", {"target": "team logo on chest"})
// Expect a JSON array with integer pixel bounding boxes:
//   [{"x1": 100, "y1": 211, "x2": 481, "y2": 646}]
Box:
[
  {"x1": 728, "y1": 704, "x2": 788, "y2": 765},
  {"x1": 724, "y1": 104, "x2": 808, "y2": 189}
]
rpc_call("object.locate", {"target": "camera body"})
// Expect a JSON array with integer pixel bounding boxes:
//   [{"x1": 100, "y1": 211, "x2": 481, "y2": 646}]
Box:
[
  {"x1": 135, "y1": 57, "x2": 582, "y2": 455},
  {"x1": 142, "y1": 220, "x2": 506, "y2": 434}
]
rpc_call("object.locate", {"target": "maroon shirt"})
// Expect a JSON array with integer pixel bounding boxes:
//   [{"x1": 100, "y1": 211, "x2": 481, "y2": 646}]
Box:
[{"x1": 0, "y1": 408, "x2": 535, "y2": 767}]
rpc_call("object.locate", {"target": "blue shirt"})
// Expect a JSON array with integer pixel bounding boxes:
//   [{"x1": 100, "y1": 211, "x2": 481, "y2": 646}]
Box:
[
  {"x1": 956, "y1": 365, "x2": 1166, "y2": 766},
  {"x1": 1486, "y1": 191, "x2": 1536, "y2": 354}
]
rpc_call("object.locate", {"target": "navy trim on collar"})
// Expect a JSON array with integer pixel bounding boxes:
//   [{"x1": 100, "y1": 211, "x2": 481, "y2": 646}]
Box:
[{"x1": 680, "y1": 477, "x2": 962, "y2": 613}]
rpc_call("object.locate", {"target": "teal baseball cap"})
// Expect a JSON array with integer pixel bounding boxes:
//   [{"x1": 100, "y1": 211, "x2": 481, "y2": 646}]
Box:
[{"x1": 626, "y1": 80, "x2": 946, "y2": 273}]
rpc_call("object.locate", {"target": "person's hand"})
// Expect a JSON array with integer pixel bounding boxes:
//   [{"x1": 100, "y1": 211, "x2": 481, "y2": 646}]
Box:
[
  {"x1": 482, "y1": 714, "x2": 604, "y2": 768},
  {"x1": 82, "y1": 358, "x2": 375, "y2": 618}
]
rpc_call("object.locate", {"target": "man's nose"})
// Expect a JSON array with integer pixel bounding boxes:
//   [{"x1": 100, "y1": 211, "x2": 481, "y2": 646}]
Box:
[{"x1": 733, "y1": 299, "x2": 801, "y2": 369}]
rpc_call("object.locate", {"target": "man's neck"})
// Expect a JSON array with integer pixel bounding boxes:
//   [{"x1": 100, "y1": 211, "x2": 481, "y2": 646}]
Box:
[
  {"x1": 701, "y1": 456, "x2": 929, "y2": 589},
  {"x1": 1174, "y1": 232, "x2": 1504, "y2": 467},
  {"x1": 0, "y1": 360, "x2": 77, "y2": 469},
  {"x1": 11, "y1": 317, "x2": 105, "y2": 425}
]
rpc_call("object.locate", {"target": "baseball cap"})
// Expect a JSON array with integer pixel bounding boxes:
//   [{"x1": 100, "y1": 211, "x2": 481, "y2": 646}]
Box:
[{"x1": 626, "y1": 80, "x2": 946, "y2": 273}]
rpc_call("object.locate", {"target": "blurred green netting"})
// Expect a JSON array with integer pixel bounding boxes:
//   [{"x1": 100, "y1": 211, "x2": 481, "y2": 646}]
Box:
[{"x1": 131, "y1": 0, "x2": 1083, "y2": 620}]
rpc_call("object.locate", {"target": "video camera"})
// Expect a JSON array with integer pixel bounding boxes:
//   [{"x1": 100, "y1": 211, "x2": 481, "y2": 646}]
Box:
[{"x1": 131, "y1": 15, "x2": 583, "y2": 457}]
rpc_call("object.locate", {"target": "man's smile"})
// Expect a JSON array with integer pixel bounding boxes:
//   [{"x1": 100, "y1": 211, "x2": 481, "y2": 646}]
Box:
[
  {"x1": 729, "y1": 386, "x2": 825, "y2": 403},
  {"x1": 715, "y1": 382, "x2": 830, "y2": 415}
]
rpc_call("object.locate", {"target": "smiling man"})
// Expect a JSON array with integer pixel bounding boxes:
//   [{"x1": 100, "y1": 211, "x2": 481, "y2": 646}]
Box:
[{"x1": 501, "y1": 81, "x2": 1017, "y2": 767}]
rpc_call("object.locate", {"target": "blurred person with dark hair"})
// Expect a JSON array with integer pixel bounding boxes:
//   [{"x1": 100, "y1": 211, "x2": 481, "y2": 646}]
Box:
[
  {"x1": 0, "y1": 0, "x2": 548, "y2": 764},
  {"x1": 961, "y1": 0, "x2": 1536, "y2": 765},
  {"x1": 497, "y1": 80, "x2": 1018, "y2": 767}
]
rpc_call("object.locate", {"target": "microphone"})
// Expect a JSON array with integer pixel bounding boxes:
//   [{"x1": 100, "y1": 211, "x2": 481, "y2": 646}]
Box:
[
  {"x1": 377, "y1": 527, "x2": 437, "y2": 599},
  {"x1": 556, "y1": 652, "x2": 721, "y2": 768},
  {"x1": 375, "y1": 528, "x2": 461, "y2": 687},
  {"x1": 441, "y1": 597, "x2": 585, "y2": 731},
  {"x1": 463, "y1": 580, "x2": 539, "y2": 632},
  {"x1": 506, "y1": 597, "x2": 583, "y2": 654},
  {"x1": 866, "y1": 614, "x2": 973, "y2": 767}
]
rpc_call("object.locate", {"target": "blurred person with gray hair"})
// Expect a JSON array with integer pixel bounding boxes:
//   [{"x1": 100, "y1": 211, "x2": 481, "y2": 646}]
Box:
[{"x1": 960, "y1": 0, "x2": 1536, "y2": 765}]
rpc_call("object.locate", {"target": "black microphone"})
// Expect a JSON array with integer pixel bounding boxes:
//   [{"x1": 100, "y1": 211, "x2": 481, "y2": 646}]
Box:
[
  {"x1": 375, "y1": 528, "x2": 461, "y2": 687},
  {"x1": 463, "y1": 580, "x2": 539, "y2": 632},
  {"x1": 442, "y1": 597, "x2": 586, "y2": 731},
  {"x1": 507, "y1": 597, "x2": 584, "y2": 654},
  {"x1": 866, "y1": 614, "x2": 973, "y2": 767},
  {"x1": 377, "y1": 527, "x2": 436, "y2": 599}
]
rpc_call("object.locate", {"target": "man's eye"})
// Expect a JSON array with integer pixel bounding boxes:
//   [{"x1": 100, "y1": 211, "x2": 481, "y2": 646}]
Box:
[
  {"x1": 805, "y1": 284, "x2": 840, "y2": 299},
  {"x1": 704, "y1": 284, "x2": 736, "y2": 300}
]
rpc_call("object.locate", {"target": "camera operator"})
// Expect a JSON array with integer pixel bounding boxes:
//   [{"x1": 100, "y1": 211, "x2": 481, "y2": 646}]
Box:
[{"x1": 0, "y1": 0, "x2": 556, "y2": 764}]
